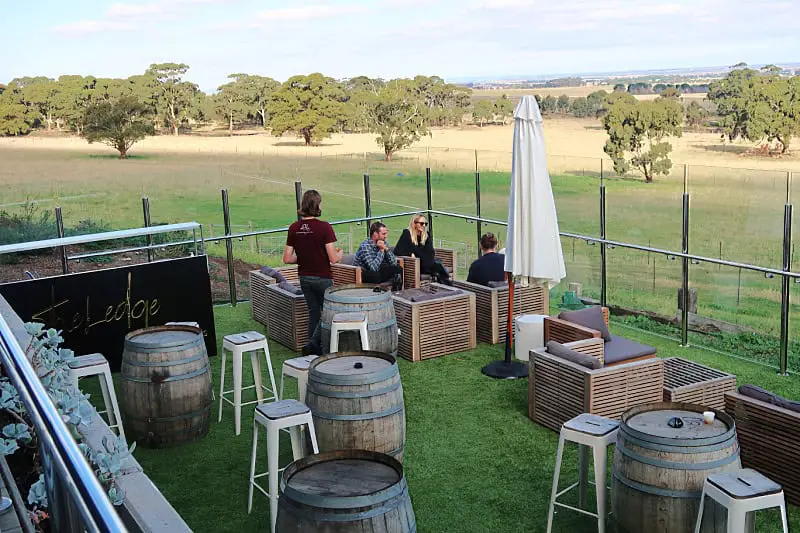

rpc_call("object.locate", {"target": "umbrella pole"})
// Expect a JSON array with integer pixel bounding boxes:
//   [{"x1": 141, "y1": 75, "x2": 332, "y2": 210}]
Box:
[{"x1": 481, "y1": 273, "x2": 528, "y2": 379}]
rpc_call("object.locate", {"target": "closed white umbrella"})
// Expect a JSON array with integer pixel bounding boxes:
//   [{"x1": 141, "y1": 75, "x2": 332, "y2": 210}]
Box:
[{"x1": 483, "y1": 95, "x2": 566, "y2": 379}]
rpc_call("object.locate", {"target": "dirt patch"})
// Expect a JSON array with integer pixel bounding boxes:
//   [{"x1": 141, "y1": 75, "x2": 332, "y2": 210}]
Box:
[{"x1": 0, "y1": 250, "x2": 261, "y2": 304}]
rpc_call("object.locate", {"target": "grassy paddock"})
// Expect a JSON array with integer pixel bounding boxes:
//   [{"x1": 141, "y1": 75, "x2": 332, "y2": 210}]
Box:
[{"x1": 2, "y1": 147, "x2": 799, "y2": 367}]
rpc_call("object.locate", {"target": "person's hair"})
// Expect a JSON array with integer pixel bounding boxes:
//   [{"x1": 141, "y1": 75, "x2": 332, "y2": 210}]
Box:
[
  {"x1": 369, "y1": 222, "x2": 386, "y2": 238},
  {"x1": 408, "y1": 213, "x2": 428, "y2": 246},
  {"x1": 298, "y1": 190, "x2": 322, "y2": 217},
  {"x1": 480, "y1": 232, "x2": 498, "y2": 251}
]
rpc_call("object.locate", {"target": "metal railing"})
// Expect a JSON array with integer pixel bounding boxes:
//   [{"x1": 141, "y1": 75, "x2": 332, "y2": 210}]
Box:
[{"x1": 0, "y1": 313, "x2": 127, "y2": 532}]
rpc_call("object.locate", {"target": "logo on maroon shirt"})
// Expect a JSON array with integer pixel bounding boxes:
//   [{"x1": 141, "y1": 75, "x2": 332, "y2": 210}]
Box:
[{"x1": 298, "y1": 223, "x2": 312, "y2": 234}]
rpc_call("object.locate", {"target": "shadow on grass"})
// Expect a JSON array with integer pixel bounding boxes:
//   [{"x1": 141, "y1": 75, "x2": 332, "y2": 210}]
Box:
[
  {"x1": 84, "y1": 154, "x2": 154, "y2": 160},
  {"x1": 273, "y1": 141, "x2": 342, "y2": 147}
]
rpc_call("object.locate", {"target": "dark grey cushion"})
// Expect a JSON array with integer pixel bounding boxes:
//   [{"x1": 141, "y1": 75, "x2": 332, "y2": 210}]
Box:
[
  {"x1": 398, "y1": 288, "x2": 459, "y2": 302},
  {"x1": 260, "y1": 266, "x2": 287, "y2": 284},
  {"x1": 487, "y1": 281, "x2": 507, "y2": 289},
  {"x1": 546, "y1": 341, "x2": 602, "y2": 370},
  {"x1": 559, "y1": 306, "x2": 611, "y2": 342},
  {"x1": 603, "y1": 334, "x2": 656, "y2": 365},
  {"x1": 277, "y1": 281, "x2": 303, "y2": 295},
  {"x1": 739, "y1": 384, "x2": 800, "y2": 413},
  {"x1": 341, "y1": 254, "x2": 356, "y2": 266}
]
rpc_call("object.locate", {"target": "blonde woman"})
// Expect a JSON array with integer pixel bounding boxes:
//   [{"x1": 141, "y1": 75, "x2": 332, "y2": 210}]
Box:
[{"x1": 394, "y1": 213, "x2": 452, "y2": 285}]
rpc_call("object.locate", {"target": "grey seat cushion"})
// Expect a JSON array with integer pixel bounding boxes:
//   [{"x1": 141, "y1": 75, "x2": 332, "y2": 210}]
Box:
[
  {"x1": 487, "y1": 281, "x2": 507, "y2": 288},
  {"x1": 398, "y1": 288, "x2": 460, "y2": 302},
  {"x1": 546, "y1": 341, "x2": 602, "y2": 370},
  {"x1": 739, "y1": 384, "x2": 800, "y2": 413},
  {"x1": 559, "y1": 306, "x2": 611, "y2": 342},
  {"x1": 603, "y1": 334, "x2": 656, "y2": 365}
]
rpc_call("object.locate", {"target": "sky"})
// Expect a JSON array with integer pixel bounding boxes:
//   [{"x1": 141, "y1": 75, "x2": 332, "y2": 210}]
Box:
[{"x1": 2, "y1": 0, "x2": 799, "y2": 92}]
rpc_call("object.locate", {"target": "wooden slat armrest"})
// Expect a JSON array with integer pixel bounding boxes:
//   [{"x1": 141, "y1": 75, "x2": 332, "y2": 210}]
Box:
[
  {"x1": 563, "y1": 338, "x2": 605, "y2": 365},
  {"x1": 530, "y1": 348, "x2": 594, "y2": 375},
  {"x1": 331, "y1": 263, "x2": 362, "y2": 285},
  {"x1": 453, "y1": 280, "x2": 494, "y2": 294},
  {"x1": 544, "y1": 316, "x2": 601, "y2": 344},
  {"x1": 397, "y1": 255, "x2": 421, "y2": 288},
  {"x1": 434, "y1": 248, "x2": 456, "y2": 270},
  {"x1": 250, "y1": 269, "x2": 272, "y2": 285},
  {"x1": 725, "y1": 391, "x2": 800, "y2": 422},
  {"x1": 590, "y1": 355, "x2": 663, "y2": 376}
]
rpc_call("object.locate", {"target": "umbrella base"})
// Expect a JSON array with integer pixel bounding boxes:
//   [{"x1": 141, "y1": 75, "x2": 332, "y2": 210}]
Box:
[{"x1": 481, "y1": 360, "x2": 528, "y2": 379}]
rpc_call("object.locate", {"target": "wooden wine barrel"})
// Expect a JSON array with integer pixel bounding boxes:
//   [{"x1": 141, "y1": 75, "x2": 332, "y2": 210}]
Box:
[
  {"x1": 612, "y1": 402, "x2": 750, "y2": 533},
  {"x1": 120, "y1": 325, "x2": 212, "y2": 448},
  {"x1": 321, "y1": 285, "x2": 398, "y2": 355},
  {"x1": 276, "y1": 450, "x2": 416, "y2": 533},
  {"x1": 306, "y1": 352, "x2": 406, "y2": 462}
]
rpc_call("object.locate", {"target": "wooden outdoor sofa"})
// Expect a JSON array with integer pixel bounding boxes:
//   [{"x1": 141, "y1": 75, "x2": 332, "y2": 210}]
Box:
[
  {"x1": 453, "y1": 280, "x2": 548, "y2": 344},
  {"x1": 391, "y1": 283, "x2": 476, "y2": 362},
  {"x1": 725, "y1": 389, "x2": 800, "y2": 506},
  {"x1": 528, "y1": 338, "x2": 664, "y2": 431}
]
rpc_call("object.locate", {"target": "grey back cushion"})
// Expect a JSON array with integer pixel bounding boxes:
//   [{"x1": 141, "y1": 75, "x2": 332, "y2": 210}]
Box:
[
  {"x1": 277, "y1": 281, "x2": 303, "y2": 295},
  {"x1": 260, "y1": 266, "x2": 287, "y2": 284},
  {"x1": 487, "y1": 281, "x2": 507, "y2": 289},
  {"x1": 739, "y1": 384, "x2": 800, "y2": 413},
  {"x1": 341, "y1": 254, "x2": 356, "y2": 266},
  {"x1": 546, "y1": 341, "x2": 602, "y2": 370},
  {"x1": 559, "y1": 306, "x2": 611, "y2": 342}
]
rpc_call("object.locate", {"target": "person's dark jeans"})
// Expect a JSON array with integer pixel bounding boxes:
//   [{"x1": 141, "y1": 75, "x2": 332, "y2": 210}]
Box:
[
  {"x1": 422, "y1": 259, "x2": 451, "y2": 284},
  {"x1": 299, "y1": 276, "x2": 334, "y2": 353},
  {"x1": 362, "y1": 264, "x2": 403, "y2": 290}
]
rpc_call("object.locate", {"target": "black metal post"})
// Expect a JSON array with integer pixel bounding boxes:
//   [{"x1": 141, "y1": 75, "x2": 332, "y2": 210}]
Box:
[
  {"x1": 426, "y1": 167, "x2": 434, "y2": 239},
  {"x1": 55, "y1": 207, "x2": 68, "y2": 274},
  {"x1": 779, "y1": 172, "x2": 792, "y2": 375},
  {"x1": 600, "y1": 181, "x2": 607, "y2": 307},
  {"x1": 294, "y1": 181, "x2": 303, "y2": 221},
  {"x1": 221, "y1": 189, "x2": 237, "y2": 307},
  {"x1": 475, "y1": 165, "x2": 482, "y2": 258},
  {"x1": 680, "y1": 165, "x2": 690, "y2": 347},
  {"x1": 142, "y1": 196, "x2": 152, "y2": 262},
  {"x1": 364, "y1": 174, "x2": 372, "y2": 238}
]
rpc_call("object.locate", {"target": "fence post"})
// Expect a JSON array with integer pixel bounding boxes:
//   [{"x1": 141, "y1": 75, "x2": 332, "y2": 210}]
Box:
[
  {"x1": 680, "y1": 164, "x2": 690, "y2": 347},
  {"x1": 475, "y1": 151, "x2": 482, "y2": 257},
  {"x1": 294, "y1": 181, "x2": 303, "y2": 221},
  {"x1": 364, "y1": 174, "x2": 372, "y2": 238},
  {"x1": 221, "y1": 189, "x2": 237, "y2": 307},
  {"x1": 779, "y1": 171, "x2": 792, "y2": 375},
  {"x1": 600, "y1": 160, "x2": 607, "y2": 307},
  {"x1": 142, "y1": 196, "x2": 152, "y2": 262},
  {"x1": 426, "y1": 167, "x2": 434, "y2": 239},
  {"x1": 55, "y1": 206, "x2": 68, "y2": 274}
]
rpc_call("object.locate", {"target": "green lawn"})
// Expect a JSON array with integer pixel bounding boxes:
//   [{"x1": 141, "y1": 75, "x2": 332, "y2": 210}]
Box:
[{"x1": 127, "y1": 303, "x2": 800, "y2": 533}]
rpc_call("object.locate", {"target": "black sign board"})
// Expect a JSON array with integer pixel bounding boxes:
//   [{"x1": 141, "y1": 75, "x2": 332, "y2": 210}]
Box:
[{"x1": 0, "y1": 256, "x2": 216, "y2": 371}]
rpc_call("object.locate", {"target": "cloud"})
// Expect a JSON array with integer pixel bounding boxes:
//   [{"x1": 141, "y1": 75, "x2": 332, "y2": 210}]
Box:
[
  {"x1": 52, "y1": 0, "x2": 237, "y2": 36},
  {"x1": 256, "y1": 5, "x2": 367, "y2": 22}
]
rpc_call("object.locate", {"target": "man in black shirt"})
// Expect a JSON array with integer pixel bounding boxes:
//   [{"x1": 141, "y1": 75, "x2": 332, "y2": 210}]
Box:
[{"x1": 467, "y1": 233, "x2": 506, "y2": 286}]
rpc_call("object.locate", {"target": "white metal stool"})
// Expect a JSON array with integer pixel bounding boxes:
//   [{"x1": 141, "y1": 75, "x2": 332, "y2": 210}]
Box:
[
  {"x1": 166, "y1": 321, "x2": 214, "y2": 400},
  {"x1": 68, "y1": 353, "x2": 125, "y2": 443},
  {"x1": 279, "y1": 355, "x2": 319, "y2": 402},
  {"x1": 218, "y1": 331, "x2": 278, "y2": 436},
  {"x1": 329, "y1": 312, "x2": 369, "y2": 353},
  {"x1": 248, "y1": 399, "x2": 319, "y2": 533},
  {"x1": 546, "y1": 413, "x2": 619, "y2": 533},
  {"x1": 695, "y1": 468, "x2": 789, "y2": 533}
]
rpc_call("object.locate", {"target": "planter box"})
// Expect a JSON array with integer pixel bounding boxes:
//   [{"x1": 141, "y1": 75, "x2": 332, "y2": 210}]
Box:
[{"x1": 392, "y1": 284, "x2": 476, "y2": 362}]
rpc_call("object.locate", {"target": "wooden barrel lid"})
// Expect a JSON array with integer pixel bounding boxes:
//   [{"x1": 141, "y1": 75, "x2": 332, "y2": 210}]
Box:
[
  {"x1": 621, "y1": 402, "x2": 735, "y2": 446},
  {"x1": 310, "y1": 352, "x2": 397, "y2": 386},
  {"x1": 325, "y1": 285, "x2": 390, "y2": 304},
  {"x1": 287, "y1": 459, "x2": 399, "y2": 497},
  {"x1": 125, "y1": 325, "x2": 202, "y2": 350}
]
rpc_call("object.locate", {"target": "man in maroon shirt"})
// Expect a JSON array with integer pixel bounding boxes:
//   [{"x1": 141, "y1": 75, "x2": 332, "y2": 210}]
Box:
[{"x1": 284, "y1": 190, "x2": 342, "y2": 355}]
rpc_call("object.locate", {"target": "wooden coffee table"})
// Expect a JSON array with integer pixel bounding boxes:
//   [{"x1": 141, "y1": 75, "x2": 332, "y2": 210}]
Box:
[{"x1": 662, "y1": 357, "x2": 736, "y2": 411}]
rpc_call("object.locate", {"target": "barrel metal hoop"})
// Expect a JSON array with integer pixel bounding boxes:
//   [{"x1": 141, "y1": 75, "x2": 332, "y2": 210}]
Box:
[
  {"x1": 620, "y1": 434, "x2": 739, "y2": 455},
  {"x1": 123, "y1": 353, "x2": 206, "y2": 368},
  {"x1": 324, "y1": 302, "x2": 391, "y2": 312},
  {"x1": 620, "y1": 423, "x2": 736, "y2": 448},
  {"x1": 127, "y1": 405, "x2": 212, "y2": 424},
  {"x1": 613, "y1": 471, "x2": 701, "y2": 499},
  {"x1": 617, "y1": 442, "x2": 740, "y2": 471},
  {"x1": 385, "y1": 446, "x2": 404, "y2": 458},
  {"x1": 125, "y1": 335, "x2": 205, "y2": 352},
  {"x1": 310, "y1": 364, "x2": 398, "y2": 385},
  {"x1": 312, "y1": 404, "x2": 404, "y2": 421},
  {"x1": 120, "y1": 366, "x2": 209, "y2": 383},
  {"x1": 306, "y1": 380, "x2": 401, "y2": 399},
  {"x1": 320, "y1": 318, "x2": 397, "y2": 331},
  {"x1": 281, "y1": 477, "x2": 407, "y2": 512},
  {"x1": 326, "y1": 292, "x2": 390, "y2": 304}
]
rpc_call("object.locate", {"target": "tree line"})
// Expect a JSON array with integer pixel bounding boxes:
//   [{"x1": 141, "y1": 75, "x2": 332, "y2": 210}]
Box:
[{"x1": 0, "y1": 64, "x2": 471, "y2": 160}]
